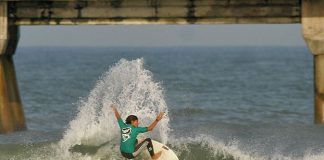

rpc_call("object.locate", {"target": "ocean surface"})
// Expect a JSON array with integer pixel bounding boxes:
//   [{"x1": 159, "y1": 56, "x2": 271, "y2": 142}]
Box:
[{"x1": 1, "y1": 46, "x2": 323, "y2": 160}]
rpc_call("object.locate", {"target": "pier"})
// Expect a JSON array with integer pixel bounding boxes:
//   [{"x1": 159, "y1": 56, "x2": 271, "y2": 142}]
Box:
[{"x1": 0, "y1": 0, "x2": 323, "y2": 133}]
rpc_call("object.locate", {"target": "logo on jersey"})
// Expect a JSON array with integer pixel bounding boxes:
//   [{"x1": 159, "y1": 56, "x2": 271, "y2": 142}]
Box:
[{"x1": 121, "y1": 127, "x2": 132, "y2": 142}]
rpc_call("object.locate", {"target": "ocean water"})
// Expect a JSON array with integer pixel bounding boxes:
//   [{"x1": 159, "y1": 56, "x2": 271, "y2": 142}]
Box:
[{"x1": 1, "y1": 46, "x2": 323, "y2": 160}]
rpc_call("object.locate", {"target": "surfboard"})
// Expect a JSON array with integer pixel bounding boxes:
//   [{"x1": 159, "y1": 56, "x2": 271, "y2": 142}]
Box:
[{"x1": 139, "y1": 140, "x2": 179, "y2": 160}]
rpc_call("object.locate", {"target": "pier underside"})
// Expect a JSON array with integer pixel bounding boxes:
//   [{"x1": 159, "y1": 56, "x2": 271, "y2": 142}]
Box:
[{"x1": 8, "y1": 0, "x2": 301, "y2": 25}]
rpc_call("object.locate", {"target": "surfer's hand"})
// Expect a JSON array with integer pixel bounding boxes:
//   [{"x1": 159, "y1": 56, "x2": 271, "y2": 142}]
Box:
[
  {"x1": 156, "y1": 112, "x2": 164, "y2": 121},
  {"x1": 148, "y1": 112, "x2": 164, "y2": 131},
  {"x1": 110, "y1": 104, "x2": 117, "y2": 110},
  {"x1": 111, "y1": 104, "x2": 121, "y2": 119}
]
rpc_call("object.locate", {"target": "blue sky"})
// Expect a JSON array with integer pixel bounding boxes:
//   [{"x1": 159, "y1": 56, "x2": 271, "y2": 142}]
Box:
[{"x1": 19, "y1": 24, "x2": 306, "y2": 47}]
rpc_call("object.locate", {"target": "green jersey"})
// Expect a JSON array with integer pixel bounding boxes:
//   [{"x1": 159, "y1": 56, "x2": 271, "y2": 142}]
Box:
[{"x1": 117, "y1": 118, "x2": 148, "y2": 153}]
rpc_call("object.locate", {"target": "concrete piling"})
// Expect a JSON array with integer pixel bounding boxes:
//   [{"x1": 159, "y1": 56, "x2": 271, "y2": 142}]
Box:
[
  {"x1": 0, "y1": 55, "x2": 26, "y2": 133},
  {"x1": 314, "y1": 55, "x2": 324, "y2": 123},
  {"x1": 0, "y1": 2, "x2": 26, "y2": 133},
  {"x1": 302, "y1": 0, "x2": 324, "y2": 124}
]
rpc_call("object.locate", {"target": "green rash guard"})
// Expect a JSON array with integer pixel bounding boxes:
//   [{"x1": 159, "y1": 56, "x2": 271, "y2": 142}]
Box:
[{"x1": 117, "y1": 118, "x2": 148, "y2": 153}]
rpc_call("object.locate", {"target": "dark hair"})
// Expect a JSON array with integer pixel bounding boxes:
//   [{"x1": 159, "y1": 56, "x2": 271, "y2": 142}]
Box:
[{"x1": 125, "y1": 115, "x2": 138, "y2": 124}]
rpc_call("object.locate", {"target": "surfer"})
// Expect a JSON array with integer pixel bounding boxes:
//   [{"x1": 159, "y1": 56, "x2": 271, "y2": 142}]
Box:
[{"x1": 111, "y1": 104, "x2": 164, "y2": 159}]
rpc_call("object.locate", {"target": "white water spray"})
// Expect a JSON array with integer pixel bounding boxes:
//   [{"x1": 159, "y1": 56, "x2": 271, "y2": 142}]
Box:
[{"x1": 54, "y1": 58, "x2": 170, "y2": 159}]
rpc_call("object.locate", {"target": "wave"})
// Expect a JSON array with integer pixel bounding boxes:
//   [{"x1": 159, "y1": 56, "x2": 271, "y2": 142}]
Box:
[
  {"x1": 3, "y1": 134, "x2": 324, "y2": 160},
  {"x1": 171, "y1": 134, "x2": 324, "y2": 160}
]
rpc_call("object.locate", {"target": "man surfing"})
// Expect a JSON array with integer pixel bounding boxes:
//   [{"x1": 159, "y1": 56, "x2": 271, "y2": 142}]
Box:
[{"x1": 111, "y1": 104, "x2": 164, "y2": 159}]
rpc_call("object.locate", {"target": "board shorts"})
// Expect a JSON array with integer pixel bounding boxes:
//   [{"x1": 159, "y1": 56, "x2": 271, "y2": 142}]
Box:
[{"x1": 121, "y1": 138, "x2": 155, "y2": 159}]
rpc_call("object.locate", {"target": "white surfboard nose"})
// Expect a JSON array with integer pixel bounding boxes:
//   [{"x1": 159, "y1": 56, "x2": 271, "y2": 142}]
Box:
[{"x1": 146, "y1": 140, "x2": 179, "y2": 160}]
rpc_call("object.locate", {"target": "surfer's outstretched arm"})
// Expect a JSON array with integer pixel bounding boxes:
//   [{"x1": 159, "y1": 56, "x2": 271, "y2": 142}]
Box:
[
  {"x1": 111, "y1": 104, "x2": 121, "y2": 119},
  {"x1": 147, "y1": 112, "x2": 164, "y2": 131}
]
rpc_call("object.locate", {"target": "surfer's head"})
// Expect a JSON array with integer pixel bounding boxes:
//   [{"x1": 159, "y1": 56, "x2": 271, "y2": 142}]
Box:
[{"x1": 126, "y1": 115, "x2": 139, "y2": 127}]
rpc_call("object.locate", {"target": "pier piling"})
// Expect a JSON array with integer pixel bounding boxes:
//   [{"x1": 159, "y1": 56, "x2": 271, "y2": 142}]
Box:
[
  {"x1": 0, "y1": 2, "x2": 26, "y2": 133},
  {"x1": 314, "y1": 55, "x2": 324, "y2": 123},
  {"x1": 302, "y1": 0, "x2": 324, "y2": 124}
]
